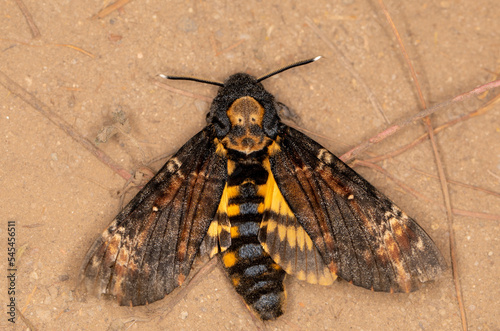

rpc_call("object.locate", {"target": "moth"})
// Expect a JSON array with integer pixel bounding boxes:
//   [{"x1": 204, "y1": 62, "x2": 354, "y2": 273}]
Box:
[{"x1": 81, "y1": 57, "x2": 446, "y2": 321}]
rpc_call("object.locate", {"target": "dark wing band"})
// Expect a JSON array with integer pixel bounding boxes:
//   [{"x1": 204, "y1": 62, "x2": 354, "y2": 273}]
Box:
[
  {"x1": 269, "y1": 125, "x2": 446, "y2": 293},
  {"x1": 81, "y1": 128, "x2": 227, "y2": 305}
]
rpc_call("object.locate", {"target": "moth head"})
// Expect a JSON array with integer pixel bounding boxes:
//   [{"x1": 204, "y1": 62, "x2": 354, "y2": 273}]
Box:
[{"x1": 208, "y1": 73, "x2": 279, "y2": 140}]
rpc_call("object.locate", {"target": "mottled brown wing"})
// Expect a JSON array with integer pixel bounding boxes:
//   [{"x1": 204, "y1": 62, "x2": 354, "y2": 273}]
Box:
[
  {"x1": 268, "y1": 125, "x2": 446, "y2": 293},
  {"x1": 81, "y1": 129, "x2": 227, "y2": 306}
]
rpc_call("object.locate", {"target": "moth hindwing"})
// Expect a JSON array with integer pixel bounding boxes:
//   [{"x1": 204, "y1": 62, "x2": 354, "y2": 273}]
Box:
[{"x1": 81, "y1": 62, "x2": 446, "y2": 321}]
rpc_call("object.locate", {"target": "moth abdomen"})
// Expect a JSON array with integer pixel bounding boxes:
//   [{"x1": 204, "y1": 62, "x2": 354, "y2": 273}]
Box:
[
  {"x1": 221, "y1": 223, "x2": 286, "y2": 321},
  {"x1": 221, "y1": 159, "x2": 286, "y2": 320}
]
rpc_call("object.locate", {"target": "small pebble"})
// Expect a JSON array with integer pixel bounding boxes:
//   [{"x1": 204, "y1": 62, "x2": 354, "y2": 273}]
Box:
[{"x1": 59, "y1": 274, "x2": 70, "y2": 282}]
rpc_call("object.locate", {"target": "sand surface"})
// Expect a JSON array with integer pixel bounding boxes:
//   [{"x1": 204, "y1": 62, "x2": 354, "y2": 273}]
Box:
[{"x1": 1, "y1": 1, "x2": 499, "y2": 330}]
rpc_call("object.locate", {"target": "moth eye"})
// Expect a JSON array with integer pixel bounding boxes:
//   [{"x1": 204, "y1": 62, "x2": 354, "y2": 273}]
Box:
[
  {"x1": 238, "y1": 117, "x2": 243, "y2": 123},
  {"x1": 251, "y1": 117, "x2": 256, "y2": 122}
]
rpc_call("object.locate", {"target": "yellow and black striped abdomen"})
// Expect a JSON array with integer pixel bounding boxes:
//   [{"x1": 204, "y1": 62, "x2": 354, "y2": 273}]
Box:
[{"x1": 221, "y1": 160, "x2": 286, "y2": 320}]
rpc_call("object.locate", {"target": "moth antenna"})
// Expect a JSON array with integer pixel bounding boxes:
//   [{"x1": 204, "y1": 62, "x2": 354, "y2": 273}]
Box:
[
  {"x1": 159, "y1": 74, "x2": 224, "y2": 87},
  {"x1": 257, "y1": 56, "x2": 322, "y2": 83}
]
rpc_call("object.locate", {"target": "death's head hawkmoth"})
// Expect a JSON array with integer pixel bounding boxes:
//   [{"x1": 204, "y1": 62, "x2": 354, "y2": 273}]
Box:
[{"x1": 81, "y1": 57, "x2": 446, "y2": 321}]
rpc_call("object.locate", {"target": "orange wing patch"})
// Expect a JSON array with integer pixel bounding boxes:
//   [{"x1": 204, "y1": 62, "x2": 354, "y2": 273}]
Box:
[{"x1": 259, "y1": 159, "x2": 336, "y2": 286}]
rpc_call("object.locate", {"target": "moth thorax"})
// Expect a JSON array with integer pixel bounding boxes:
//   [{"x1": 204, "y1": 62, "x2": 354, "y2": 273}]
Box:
[{"x1": 223, "y1": 96, "x2": 271, "y2": 154}]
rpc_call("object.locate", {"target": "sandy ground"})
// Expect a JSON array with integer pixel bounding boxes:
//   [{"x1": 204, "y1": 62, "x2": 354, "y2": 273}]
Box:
[{"x1": 1, "y1": 1, "x2": 499, "y2": 330}]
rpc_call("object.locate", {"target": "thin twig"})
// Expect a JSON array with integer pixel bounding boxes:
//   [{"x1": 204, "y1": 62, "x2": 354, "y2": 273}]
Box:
[
  {"x1": 18, "y1": 309, "x2": 38, "y2": 330},
  {"x1": 305, "y1": 16, "x2": 390, "y2": 124},
  {"x1": 53, "y1": 44, "x2": 95, "y2": 58},
  {"x1": 364, "y1": 93, "x2": 500, "y2": 164},
  {"x1": 377, "y1": 0, "x2": 426, "y2": 107},
  {"x1": 339, "y1": 79, "x2": 500, "y2": 163},
  {"x1": 424, "y1": 117, "x2": 468, "y2": 331},
  {"x1": 0, "y1": 38, "x2": 95, "y2": 58},
  {"x1": 488, "y1": 170, "x2": 500, "y2": 182},
  {"x1": 0, "y1": 70, "x2": 132, "y2": 181},
  {"x1": 13, "y1": 0, "x2": 41, "y2": 39},
  {"x1": 412, "y1": 168, "x2": 500, "y2": 199},
  {"x1": 21, "y1": 286, "x2": 37, "y2": 314},
  {"x1": 215, "y1": 39, "x2": 245, "y2": 57},
  {"x1": 355, "y1": 160, "x2": 500, "y2": 221},
  {"x1": 355, "y1": 160, "x2": 430, "y2": 201},
  {"x1": 451, "y1": 209, "x2": 500, "y2": 221},
  {"x1": 94, "y1": 0, "x2": 132, "y2": 19}
]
